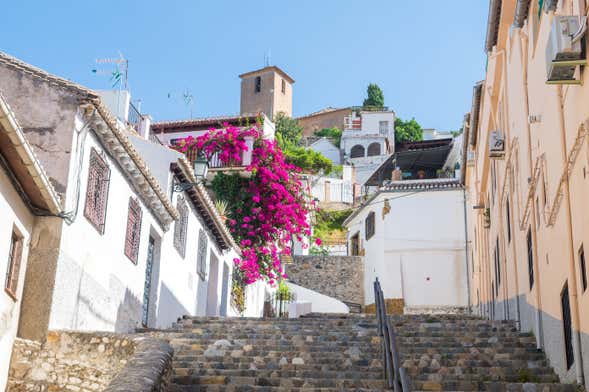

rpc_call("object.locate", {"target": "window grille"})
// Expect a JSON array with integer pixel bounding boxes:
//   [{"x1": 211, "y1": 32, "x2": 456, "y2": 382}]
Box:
[
  {"x1": 84, "y1": 149, "x2": 110, "y2": 233},
  {"x1": 174, "y1": 198, "x2": 189, "y2": 257},
  {"x1": 561, "y1": 282, "x2": 574, "y2": 369},
  {"x1": 365, "y1": 212, "x2": 375, "y2": 240},
  {"x1": 124, "y1": 197, "x2": 142, "y2": 264},
  {"x1": 527, "y1": 228, "x2": 534, "y2": 289},
  {"x1": 4, "y1": 231, "x2": 23, "y2": 299},
  {"x1": 197, "y1": 229, "x2": 208, "y2": 280},
  {"x1": 579, "y1": 245, "x2": 587, "y2": 292},
  {"x1": 506, "y1": 198, "x2": 511, "y2": 243},
  {"x1": 255, "y1": 76, "x2": 261, "y2": 93}
]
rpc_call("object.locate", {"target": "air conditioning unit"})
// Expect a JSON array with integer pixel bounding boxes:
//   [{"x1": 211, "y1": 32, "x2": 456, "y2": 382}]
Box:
[
  {"x1": 546, "y1": 16, "x2": 587, "y2": 84},
  {"x1": 489, "y1": 130, "x2": 505, "y2": 158}
]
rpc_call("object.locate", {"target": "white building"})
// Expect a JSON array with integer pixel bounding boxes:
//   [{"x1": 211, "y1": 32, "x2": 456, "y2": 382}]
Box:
[
  {"x1": 308, "y1": 137, "x2": 341, "y2": 165},
  {"x1": 0, "y1": 51, "x2": 264, "y2": 348},
  {"x1": 341, "y1": 110, "x2": 395, "y2": 185},
  {"x1": 0, "y1": 93, "x2": 63, "y2": 391},
  {"x1": 343, "y1": 179, "x2": 469, "y2": 311}
]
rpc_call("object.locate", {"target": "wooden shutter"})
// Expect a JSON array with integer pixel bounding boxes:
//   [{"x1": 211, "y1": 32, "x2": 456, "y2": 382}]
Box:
[
  {"x1": 124, "y1": 198, "x2": 142, "y2": 264},
  {"x1": 4, "y1": 231, "x2": 23, "y2": 299},
  {"x1": 174, "y1": 198, "x2": 188, "y2": 258},
  {"x1": 197, "y1": 229, "x2": 208, "y2": 280},
  {"x1": 84, "y1": 149, "x2": 110, "y2": 233}
]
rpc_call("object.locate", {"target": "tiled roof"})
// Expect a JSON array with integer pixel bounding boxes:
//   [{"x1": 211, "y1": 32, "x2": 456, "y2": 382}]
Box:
[
  {"x1": 0, "y1": 50, "x2": 178, "y2": 228},
  {"x1": 0, "y1": 92, "x2": 62, "y2": 214},
  {"x1": 381, "y1": 178, "x2": 463, "y2": 192},
  {"x1": 152, "y1": 113, "x2": 261, "y2": 132},
  {"x1": 297, "y1": 107, "x2": 349, "y2": 119},
  {"x1": 343, "y1": 178, "x2": 463, "y2": 226},
  {"x1": 513, "y1": 0, "x2": 531, "y2": 27}
]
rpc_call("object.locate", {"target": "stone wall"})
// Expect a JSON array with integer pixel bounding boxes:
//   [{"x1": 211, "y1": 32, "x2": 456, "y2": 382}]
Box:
[
  {"x1": 287, "y1": 256, "x2": 364, "y2": 305},
  {"x1": 7, "y1": 331, "x2": 172, "y2": 392}
]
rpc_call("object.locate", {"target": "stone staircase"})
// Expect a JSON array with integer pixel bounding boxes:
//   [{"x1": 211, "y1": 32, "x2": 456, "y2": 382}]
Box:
[
  {"x1": 164, "y1": 313, "x2": 386, "y2": 391},
  {"x1": 139, "y1": 313, "x2": 578, "y2": 391},
  {"x1": 393, "y1": 314, "x2": 577, "y2": 392}
]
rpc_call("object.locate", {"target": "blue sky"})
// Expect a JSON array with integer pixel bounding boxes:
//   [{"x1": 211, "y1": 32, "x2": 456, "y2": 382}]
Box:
[{"x1": 1, "y1": 1, "x2": 488, "y2": 130}]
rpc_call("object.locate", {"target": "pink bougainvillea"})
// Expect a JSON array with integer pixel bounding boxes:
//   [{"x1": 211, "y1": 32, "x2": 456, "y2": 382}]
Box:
[{"x1": 173, "y1": 124, "x2": 314, "y2": 284}]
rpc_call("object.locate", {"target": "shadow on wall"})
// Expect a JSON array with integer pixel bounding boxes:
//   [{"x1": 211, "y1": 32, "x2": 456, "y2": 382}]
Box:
[
  {"x1": 114, "y1": 287, "x2": 142, "y2": 333},
  {"x1": 156, "y1": 282, "x2": 190, "y2": 329}
]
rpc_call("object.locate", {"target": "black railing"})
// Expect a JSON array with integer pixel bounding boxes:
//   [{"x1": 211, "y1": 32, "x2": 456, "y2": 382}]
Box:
[
  {"x1": 270, "y1": 291, "x2": 296, "y2": 318},
  {"x1": 374, "y1": 278, "x2": 409, "y2": 392},
  {"x1": 128, "y1": 102, "x2": 142, "y2": 130}
]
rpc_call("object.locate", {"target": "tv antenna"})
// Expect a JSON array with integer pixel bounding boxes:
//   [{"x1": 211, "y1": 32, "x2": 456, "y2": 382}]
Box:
[
  {"x1": 92, "y1": 51, "x2": 128, "y2": 89},
  {"x1": 264, "y1": 50, "x2": 271, "y2": 67}
]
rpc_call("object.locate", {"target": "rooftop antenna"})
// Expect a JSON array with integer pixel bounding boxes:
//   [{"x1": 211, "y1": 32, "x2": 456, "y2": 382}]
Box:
[
  {"x1": 264, "y1": 49, "x2": 271, "y2": 67},
  {"x1": 93, "y1": 51, "x2": 128, "y2": 89}
]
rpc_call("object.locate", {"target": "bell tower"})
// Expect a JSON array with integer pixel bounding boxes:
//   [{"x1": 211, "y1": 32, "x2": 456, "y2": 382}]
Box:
[{"x1": 239, "y1": 66, "x2": 294, "y2": 120}]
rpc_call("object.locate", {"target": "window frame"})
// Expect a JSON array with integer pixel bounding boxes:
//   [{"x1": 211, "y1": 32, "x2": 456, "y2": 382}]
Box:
[
  {"x1": 4, "y1": 229, "x2": 23, "y2": 300},
  {"x1": 255, "y1": 76, "x2": 261, "y2": 93},
  {"x1": 281, "y1": 79, "x2": 286, "y2": 94},
  {"x1": 174, "y1": 197, "x2": 189, "y2": 258},
  {"x1": 365, "y1": 211, "x2": 376, "y2": 241},
  {"x1": 84, "y1": 148, "x2": 111, "y2": 234},
  {"x1": 124, "y1": 197, "x2": 143, "y2": 264},
  {"x1": 197, "y1": 229, "x2": 208, "y2": 280}
]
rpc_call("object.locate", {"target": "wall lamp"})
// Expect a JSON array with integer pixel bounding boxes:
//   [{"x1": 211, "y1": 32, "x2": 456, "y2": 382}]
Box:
[{"x1": 173, "y1": 154, "x2": 209, "y2": 193}]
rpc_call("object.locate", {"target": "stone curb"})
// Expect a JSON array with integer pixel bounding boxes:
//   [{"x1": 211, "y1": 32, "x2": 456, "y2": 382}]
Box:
[{"x1": 104, "y1": 337, "x2": 173, "y2": 392}]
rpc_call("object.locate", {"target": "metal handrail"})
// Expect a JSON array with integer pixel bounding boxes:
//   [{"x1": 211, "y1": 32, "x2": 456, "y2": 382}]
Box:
[{"x1": 374, "y1": 278, "x2": 409, "y2": 391}]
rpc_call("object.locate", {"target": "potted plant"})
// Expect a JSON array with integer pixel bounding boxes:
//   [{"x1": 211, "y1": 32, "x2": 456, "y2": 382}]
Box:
[{"x1": 214, "y1": 199, "x2": 229, "y2": 223}]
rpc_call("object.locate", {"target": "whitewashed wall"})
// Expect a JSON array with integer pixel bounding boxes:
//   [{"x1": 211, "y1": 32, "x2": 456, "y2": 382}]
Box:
[
  {"x1": 48, "y1": 119, "x2": 241, "y2": 333},
  {"x1": 286, "y1": 282, "x2": 349, "y2": 314},
  {"x1": 0, "y1": 165, "x2": 35, "y2": 391},
  {"x1": 308, "y1": 138, "x2": 341, "y2": 164},
  {"x1": 345, "y1": 187, "x2": 468, "y2": 307}
]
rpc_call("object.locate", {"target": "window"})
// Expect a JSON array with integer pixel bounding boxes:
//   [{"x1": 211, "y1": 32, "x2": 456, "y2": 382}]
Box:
[
  {"x1": 350, "y1": 232, "x2": 360, "y2": 256},
  {"x1": 197, "y1": 229, "x2": 208, "y2": 280},
  {"x1": 174, "y1": 197, "x2": 189, "y2": 257},
  {"x1": 367, "y1": 143, "x2": 381, "y2": 157},
  {"x1": 495, "y1": 237, "x2": 501, "y2": 295},
  {"x1": 580, "y1": 245, "x2": 587, "y2": 292},
  {"x1": 84, "y1": 149, "x2": 110, "y2": 233},
  {"x1": 4, "y1": 230, "x2": 23, "y2": 299},
  {"x1": 561, "y1": 282, "x2": 574, "y2": 370},
  {"x1": 527, "y1": 228, "x2": 534, "y2": 289},
  {"x1": 365, "y1": 211, "x2": 375, "y2": 240},
  {"x1": 255, "y1": 76, "x2": 261, "y2": 93},
  {"x1": 506, "y1": 199, "x2": 511, "y2": 243},
  {"x1": 124, "y1": 197, "x2": 142, "y2": 264},
  {"x1": 379, "y1": 121, "x2": 389, "y2": 135},
  {"x1": 350, "y1": 145, "x2": 365, "y2": 158},
  {"x1": 281, "y1": 79, "x2": 286, "y2": 94}
]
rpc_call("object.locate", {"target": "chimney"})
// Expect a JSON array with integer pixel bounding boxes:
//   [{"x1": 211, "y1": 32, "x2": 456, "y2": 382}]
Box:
[{"x1": 138, "y1": 115, "x2": 152, "y2": 140}]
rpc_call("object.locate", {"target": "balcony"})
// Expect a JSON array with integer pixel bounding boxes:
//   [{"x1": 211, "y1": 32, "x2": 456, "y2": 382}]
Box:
[{"x1": 182, "y1": 136, "x2": 254, "y2": 177}]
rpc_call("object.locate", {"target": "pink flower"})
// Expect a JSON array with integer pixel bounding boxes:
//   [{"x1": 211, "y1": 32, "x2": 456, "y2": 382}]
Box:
[{"x1": 315, "y1": 238, "x2": 322, "y2": 246}]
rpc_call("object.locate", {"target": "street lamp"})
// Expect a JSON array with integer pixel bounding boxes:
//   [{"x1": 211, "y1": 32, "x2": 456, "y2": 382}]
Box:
[{"x1": 173, "y1": 152, "x2": 209, "y2": 193}]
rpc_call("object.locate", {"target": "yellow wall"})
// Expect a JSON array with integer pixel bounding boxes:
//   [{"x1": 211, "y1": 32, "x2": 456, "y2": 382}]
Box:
[{"x1": 465, "y1": 0, "x2": 589, "y2": 386}]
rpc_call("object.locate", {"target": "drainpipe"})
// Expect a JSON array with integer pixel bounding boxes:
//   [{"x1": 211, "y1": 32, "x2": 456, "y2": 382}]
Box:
[
  {"x1": 463, "y1": 188, "x2": 472, "y2": 313},
  {"x1": 556, "y1": 85, "x2": 585, "y2": 386},
  {"x1": 520, "y1": 31, "x2": 545, "y2": 350}
]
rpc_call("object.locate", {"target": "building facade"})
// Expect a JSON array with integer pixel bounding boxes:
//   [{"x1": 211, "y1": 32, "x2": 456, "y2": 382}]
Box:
[
  {"x1": 298, "y1": 107, "x2": 352, "y2": 138},
  {"x1": 344, "y1": 179, "x2": 469, "y2": 310},
  {"x1": 239, "y1": 66, "x2": 294, "y2": 120},
  {"x1": 0, "y1": 51, "x2": 253, "y2": 346},
  {"x1": 0, "y1": 93, "x2": 63, "y2": 391},
  {"x1": 464, "y1": 0, "x2": 589, "y2": 387}
]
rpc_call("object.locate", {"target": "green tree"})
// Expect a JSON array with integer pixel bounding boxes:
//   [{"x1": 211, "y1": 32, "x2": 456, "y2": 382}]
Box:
[
  {"x1": 394, "y1": 117, "x2": 423, "y2": 143},
  {"x1": 313, "y1": 127, "x2": 342, "y2": 147},
  {"x1": 363, "y1": 83, "x2": 385, "y2": 108},
  {"x1": 274, "y1": 112, "x2": 303, "y2": 146}
]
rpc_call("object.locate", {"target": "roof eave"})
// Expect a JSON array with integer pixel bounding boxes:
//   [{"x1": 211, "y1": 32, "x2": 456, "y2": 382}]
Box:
[{"x1": 485, "y1": 0, "x2": 503, "y2": 52}]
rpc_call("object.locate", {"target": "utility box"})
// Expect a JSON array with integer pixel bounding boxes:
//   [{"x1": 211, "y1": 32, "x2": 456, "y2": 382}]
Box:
[{"x1": 546, "y1": 16, "x2": 587, "y2": 84}]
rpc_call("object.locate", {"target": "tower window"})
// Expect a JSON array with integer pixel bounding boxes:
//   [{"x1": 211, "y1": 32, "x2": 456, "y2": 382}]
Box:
[
  {"x1": 281, "y1": 79, "x2": 286, "y2": 94},
  {"x1": 255, "y1": 76, "x2": 261, "y2": 93}
]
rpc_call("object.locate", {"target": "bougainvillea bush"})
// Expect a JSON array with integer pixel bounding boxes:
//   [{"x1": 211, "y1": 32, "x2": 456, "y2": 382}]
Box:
[{"x1": 173, "y1": 124, "x2": 314, "y2": 285}]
